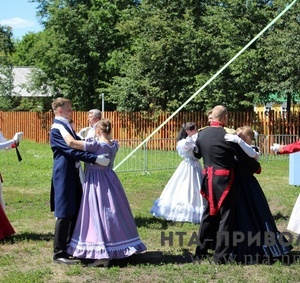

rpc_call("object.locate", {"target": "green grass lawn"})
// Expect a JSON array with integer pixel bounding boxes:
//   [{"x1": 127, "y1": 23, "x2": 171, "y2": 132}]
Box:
[{"x1": 0, "y1": 141, "x2": 299, "y2": 283}]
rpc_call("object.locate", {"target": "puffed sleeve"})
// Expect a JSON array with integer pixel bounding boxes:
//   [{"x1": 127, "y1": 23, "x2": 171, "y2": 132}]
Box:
[
  {"x1": 84, "y1": 138, "x2": 99, "y2": 153},
  {"x1": 176, "y1": 136, "x2": 195, "y2": 157},
  {"x1": 111, "y1": 140, "x2": 119, "y2": 152}
]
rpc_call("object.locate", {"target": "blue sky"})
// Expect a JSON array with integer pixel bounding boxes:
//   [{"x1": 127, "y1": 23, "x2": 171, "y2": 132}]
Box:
[{"x1": 0, "y1": 0, "x2": 43, "y2": 40}]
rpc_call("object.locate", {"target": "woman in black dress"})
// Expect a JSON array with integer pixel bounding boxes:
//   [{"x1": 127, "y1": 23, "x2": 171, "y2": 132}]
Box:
[{"x1": 225, "y1": 127, "x2": 292, "y2": 264}]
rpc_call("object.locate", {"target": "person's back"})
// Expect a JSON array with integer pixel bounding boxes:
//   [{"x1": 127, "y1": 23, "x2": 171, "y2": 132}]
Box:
[
  {"x1": 85, "y1": 139, "x2": 118, "y2": 171},
  {"x1": 194, "y1": 124, "x2": 238, "y2": 219},
  {"x1": 195, "y1": 126, "x2": 236, "y2": 169}
]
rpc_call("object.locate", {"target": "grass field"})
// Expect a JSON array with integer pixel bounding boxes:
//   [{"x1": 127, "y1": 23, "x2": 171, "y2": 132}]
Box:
[{"x1": 0, "y1": 141, "x2": 299, "y2": 283}]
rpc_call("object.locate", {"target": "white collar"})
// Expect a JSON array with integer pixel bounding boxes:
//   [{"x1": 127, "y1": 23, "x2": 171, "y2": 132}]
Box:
[{"x1": 55, "y1": 116, "x2": 69, "y2": 124}]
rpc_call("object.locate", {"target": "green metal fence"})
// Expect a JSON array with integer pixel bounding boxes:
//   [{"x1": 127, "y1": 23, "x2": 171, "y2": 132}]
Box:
[{"x1": 114, "y1": 135, "x2": 296, "y2": 173}]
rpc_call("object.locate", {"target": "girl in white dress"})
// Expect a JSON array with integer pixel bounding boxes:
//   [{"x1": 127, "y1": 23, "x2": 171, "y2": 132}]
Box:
[{"x1": 150, "y1": 122, "x2": 206, "y2": 224}]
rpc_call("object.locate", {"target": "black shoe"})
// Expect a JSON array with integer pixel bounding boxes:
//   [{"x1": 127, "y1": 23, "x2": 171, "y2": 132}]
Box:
[
  {"x1": 53, "y1": 257, "x2": 80, "y2": 265},
  {"x1": 195, "y1": 246, "x2": 209, "y2": 258}
]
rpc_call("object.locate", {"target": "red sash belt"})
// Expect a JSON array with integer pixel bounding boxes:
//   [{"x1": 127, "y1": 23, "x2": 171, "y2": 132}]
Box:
[
  {"x1": 201, "y1": 167, "x2": 234, "y2": 215},
  {"x1": 202, "y1": 168, "x2": 230, "y2": 176}
]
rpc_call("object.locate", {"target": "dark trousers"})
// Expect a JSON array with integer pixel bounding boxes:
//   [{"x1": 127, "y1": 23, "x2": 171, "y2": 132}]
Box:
[
  {"x1": 53, "y1": 215, "x2": 77, "y2": 259},
  {"x1": 53, "y1": 172, "x2": 82, "y2": 259},
  {"x1": 196, "y1": 186, "x2": 238, "y2": 261}
]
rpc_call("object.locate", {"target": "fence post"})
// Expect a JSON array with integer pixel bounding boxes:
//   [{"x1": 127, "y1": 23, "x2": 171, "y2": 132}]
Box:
[{"x1": 143, "y1": 140, "x2": 149, "y2": 175}]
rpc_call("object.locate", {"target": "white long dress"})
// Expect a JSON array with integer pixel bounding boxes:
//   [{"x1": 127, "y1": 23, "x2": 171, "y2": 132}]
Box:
[
  {"x1": 287, "y1": 194, "x2": 300, "y2": 234},
  {"x1": 150, "y1": 134, "x2": 206, "y2": 224}
]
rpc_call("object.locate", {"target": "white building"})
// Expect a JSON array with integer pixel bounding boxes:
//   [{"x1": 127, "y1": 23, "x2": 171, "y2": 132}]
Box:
[{"x1": 0, "y1": 66, "x2": 51, "y2": 97}]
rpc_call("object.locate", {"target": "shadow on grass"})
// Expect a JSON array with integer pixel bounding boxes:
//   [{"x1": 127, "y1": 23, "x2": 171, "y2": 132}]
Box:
[
  {"x1": 81, "y1": 250, "x2": 300, "y2": 267},
  {"x1": 113, "y1": 250, "x2": 300, "y2": 267},
  {"x1": 80, "y1": 249, "x2": 194, "y2": 268},
  {"x1": 134, "y1": 216, "x2": 169, "y2": 229},
  {"x1": 111, "y1": 249, "x2": 194, "y2": 267},
  {"x1": 1, "y1": 232, "x2": 53, "y2": 244},
  {"x1": 273, "y1": 212, "x2": 290, "y2": 221}
]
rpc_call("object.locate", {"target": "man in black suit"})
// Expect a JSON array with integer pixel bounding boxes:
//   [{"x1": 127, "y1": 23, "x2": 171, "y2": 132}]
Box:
[{"x1": 193, "y1": 105, "x2": 261, "y2": 264}]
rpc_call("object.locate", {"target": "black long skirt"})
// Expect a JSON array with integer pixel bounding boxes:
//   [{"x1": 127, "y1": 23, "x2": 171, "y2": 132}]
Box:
[{"x1": 232, "y1": 171, "x2": 293, "y2": 264}]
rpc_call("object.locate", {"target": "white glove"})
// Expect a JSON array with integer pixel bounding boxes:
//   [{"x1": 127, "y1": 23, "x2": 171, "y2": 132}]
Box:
[
  {"x1": 270, "y1": 143, "x2": 281, "y2": 153},
  {"x1": 224, "y1": 134, "x2": 241, "y2": 144},
  {"x1": 13, "y1": 132, "x2": 24, "y2": 143},
  {"x1": 96, "y1": 154, "x2": 110, "y2": 166}
]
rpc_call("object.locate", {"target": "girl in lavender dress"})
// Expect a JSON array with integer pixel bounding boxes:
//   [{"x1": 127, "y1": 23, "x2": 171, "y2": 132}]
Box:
[
  {"x1": 150, "y1": 122, "x2": 206, "y2": 224},
  {"x1": 58, "y1": 119, "x2": 146, "y2": 267}
]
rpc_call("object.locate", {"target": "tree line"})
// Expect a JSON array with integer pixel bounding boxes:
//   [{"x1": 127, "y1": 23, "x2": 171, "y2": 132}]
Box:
[{"x1": 0, "y1": 0, "x2": 300, "y2": 112}]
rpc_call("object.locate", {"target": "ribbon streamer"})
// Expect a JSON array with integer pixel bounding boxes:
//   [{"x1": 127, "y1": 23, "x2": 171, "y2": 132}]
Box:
[{"x1": 16, "y1": 147, "x2": 22, "y2": 162}]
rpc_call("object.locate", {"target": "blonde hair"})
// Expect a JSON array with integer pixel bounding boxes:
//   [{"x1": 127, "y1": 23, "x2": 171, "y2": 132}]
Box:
[
  {"x1": 95, "y1": 118, "x2": 112, "y2": 134},
  {"x1": 52, "y1": 97, "x2": 71, "y2": 111},
  {"x1": 206, "y1": 109, "x2": 213, "y2": 123},
  {"x1": 206, "y1": 109, "x2": 213, "y2": 117},
  {"x1": 237, "y1": 126, "x2": 254, "y2": 145}
]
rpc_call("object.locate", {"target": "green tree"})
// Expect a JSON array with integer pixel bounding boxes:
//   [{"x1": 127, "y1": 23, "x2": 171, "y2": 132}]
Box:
[
  {"x1": 0, "y1": 25, "x2": 15, "y2": 110},
  {"x1": 191, "y1": 0, "x2": 272, "y2": 111},
  {"x1": 12, "y1": 32, "x2": 44, "y2": 66},
  {"x1": 257, "y1": 0, "x2": 300, "y2": 111},
  {"x1": 108, "y1": 0, "x2": 273, "y2": 112},
  {"x1": 31, "y1": 0, "x2": 137, "y2": 110},
  {"x1": 107, "y1": 0, "x2": 209, "y2": 111},
  {"x1": 19, "y1": 0, "x2": 298, "y2": 112}
]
